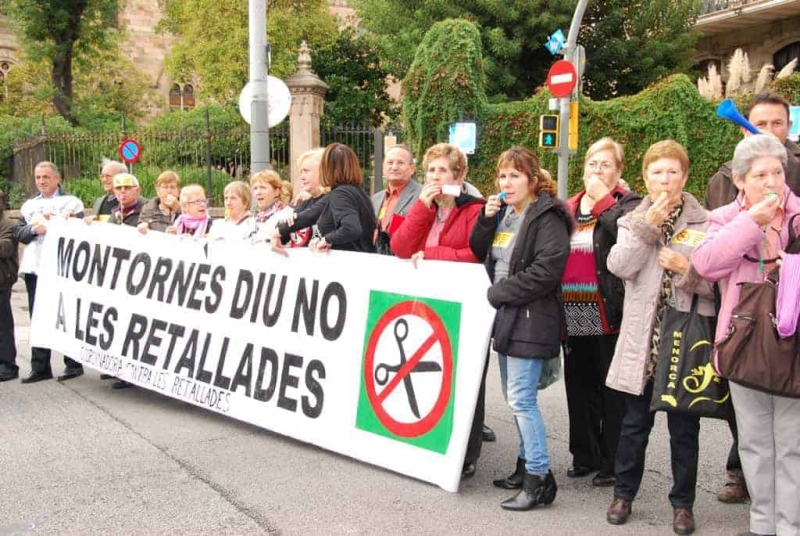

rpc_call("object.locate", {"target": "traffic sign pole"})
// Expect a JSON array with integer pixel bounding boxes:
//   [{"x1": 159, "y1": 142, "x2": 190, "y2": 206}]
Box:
[{"x1": 556, "y1": 0, "x2": 589, "y2": 200}]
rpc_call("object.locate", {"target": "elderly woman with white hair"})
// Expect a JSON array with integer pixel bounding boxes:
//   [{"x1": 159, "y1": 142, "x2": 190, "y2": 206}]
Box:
[
  {"x1": 693, "y1": 134, "x2": 800, "y2": 536},
  {"x1": 167, "y1": 184, "x2": 214, "y2": 237}
]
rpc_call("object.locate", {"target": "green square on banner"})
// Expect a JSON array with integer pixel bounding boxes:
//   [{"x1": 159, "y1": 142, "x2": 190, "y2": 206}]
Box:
[{"x1": 355, "y1": 291, "x2": 461, "y2": 454}]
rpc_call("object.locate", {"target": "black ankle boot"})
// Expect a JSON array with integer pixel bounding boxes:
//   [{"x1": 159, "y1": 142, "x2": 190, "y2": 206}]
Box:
[
  {"x1": 493, "y1": 457, "x2": 526, "y2": 490},
  {"x1": 500, "y1": 472, "x2": 552, "y2": 511},
  {"x1": 542, "y1": 470, "x2": 557, "y2": 505}
]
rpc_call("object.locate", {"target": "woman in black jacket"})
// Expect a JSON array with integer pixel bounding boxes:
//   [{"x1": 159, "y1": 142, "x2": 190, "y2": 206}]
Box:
[
  {"x1": 470, "y1": 146, "x2": 573, "y2": 511},
  {"x1": 306, "y1": 143, "x2": 377, "y2": 253},
  {"x1": 561, "y1": 138, "x2": 641, "y2": 487}
]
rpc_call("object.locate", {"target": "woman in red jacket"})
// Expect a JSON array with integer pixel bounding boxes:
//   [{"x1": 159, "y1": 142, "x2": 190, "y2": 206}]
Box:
[
  {"x1": 391, "y1": 142, "x2": 488, "y2": 479},
  {"x1": 391, "y1": 143, "x2": 485, "y2": 262}
]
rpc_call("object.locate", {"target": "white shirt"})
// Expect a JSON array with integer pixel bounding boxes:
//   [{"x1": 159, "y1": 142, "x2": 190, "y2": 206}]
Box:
[
  {"x1": 19, "y1": 192, "x2": 85, "y2": 275},
  {"x1": 208, "y1": 215, "x2": 258, "y2": 242}
]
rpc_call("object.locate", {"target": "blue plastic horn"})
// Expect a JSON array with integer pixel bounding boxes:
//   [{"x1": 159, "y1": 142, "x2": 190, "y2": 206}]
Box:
[{"x1": 716, "y1": 99, "x2": 760, "y2": 135}]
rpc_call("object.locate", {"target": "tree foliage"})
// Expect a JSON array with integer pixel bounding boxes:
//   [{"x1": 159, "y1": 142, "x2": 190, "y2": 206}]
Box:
[
  {"x1": 402, "y1": 19, "x2": 488, "y2": 158},
  {"x1": 4, "y1": 0, "x2": 119, "y2": 125},
  {"x1": 579, "y1": 0, "x2": 702, "y2": 99},
  {"x1": 312, "y1": 28, "x2": 398, "y2": 127},
  {"x1": 158, "y1": 0, "x2": 338, "y2": 103},
  {"x1": 355, "y1": 0, "x2": 702, "y2": 100},
  {"x1": 0, "y1": 39, "x2": 161, "y2": 130},
  {"x1": 356, "y1": 0, "x2": 570, "y2": 101}
]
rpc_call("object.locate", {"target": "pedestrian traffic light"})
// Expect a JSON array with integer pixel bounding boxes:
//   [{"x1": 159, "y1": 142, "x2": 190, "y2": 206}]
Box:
[{"x1": 539, "y1": 115, "x2": 559, "y2": 149}]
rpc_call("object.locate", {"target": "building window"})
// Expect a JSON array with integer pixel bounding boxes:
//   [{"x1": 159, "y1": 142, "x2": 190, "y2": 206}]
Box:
[
  {"x1": 0, "y1": 60, "x2": 12, "y2": 101},
  {"x1": 169, "y1": 84, "x2": 182, "y2": 108},
  {"x1": 169, "y1": 82, "x2": 195, "y2": 111},
  {"x1": 774, "y1": 42, "x2": 800, "y2": 73},
  {"x1": 182, "y1": 84, "x2": 195, "y2": 109}
]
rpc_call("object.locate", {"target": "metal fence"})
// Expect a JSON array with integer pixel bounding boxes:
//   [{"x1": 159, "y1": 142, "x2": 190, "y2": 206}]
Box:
[
  {"x1": 12, "y1": 117, "x2": 389, "y2": 196},
  {"x1": 322, "y1": 124, "x2": 384, "y2": 193},
  {"x1": 12, "y1": 112, "x2": 289, "y2": 196},
  {"x1": 700, "y1": 0, "x2": 765, "y2": 15}
]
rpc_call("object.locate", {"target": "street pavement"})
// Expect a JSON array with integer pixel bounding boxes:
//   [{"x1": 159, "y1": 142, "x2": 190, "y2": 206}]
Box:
[{"x1": 2, "y1": 279, "x2": 749, "y2": 535}]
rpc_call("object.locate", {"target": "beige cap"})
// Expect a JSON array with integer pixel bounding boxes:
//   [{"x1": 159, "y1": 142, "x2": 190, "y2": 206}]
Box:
[{"x1": 113, "y1": 173, "x2": 140, "y2": 188}]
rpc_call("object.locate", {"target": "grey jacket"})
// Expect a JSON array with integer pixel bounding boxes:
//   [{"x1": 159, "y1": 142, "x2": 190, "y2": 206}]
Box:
[
  {"x1": 605, "y1": 192, "x2": 715, "y2": 396},
  {"x1": 371, "y1": 180, "x2": 423, "y2": 224}
]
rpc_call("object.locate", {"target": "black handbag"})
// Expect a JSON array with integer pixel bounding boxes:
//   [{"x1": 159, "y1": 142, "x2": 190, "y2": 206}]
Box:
[
  {"x1": 374, "y1": 229, "x2": 394, "y2": 256},
  {"x1": 650, "y1": 294, "x2": 731, "y2": 419}
]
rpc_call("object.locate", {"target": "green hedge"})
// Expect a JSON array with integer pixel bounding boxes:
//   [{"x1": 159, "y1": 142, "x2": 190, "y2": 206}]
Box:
[
  {"x1": 468, "y1": 74, "x2": 744, "y2": 201},
  {"x1": 404, "y1": 20, "x2": 800, "y2": 202}
]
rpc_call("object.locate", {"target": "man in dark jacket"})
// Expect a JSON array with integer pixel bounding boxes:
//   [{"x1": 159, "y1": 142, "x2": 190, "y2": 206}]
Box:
[
  {"x1": 106, "y1": 172, "x2": 144, "y2": 389},
  {"x1": 108, "y1": 173, "x2": 145, "y2": 226},
  {"x1": 90, "y1": 161, "x2": 126, "y2": 220},
  {"x1": 705, "y1": 92, "x2": 800, "y2": 210},
  {"x1": 703, "y1": 92, "x2": 799, "y2": 505},
  {"x1": 0, "y1": 190, "x2": 19, "y2": 382}
]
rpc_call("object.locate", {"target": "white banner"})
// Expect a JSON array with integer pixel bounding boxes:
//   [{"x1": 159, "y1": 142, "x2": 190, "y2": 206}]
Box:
[{"x1": 30, "y1": 221, "x2": 495, "y2": 492}]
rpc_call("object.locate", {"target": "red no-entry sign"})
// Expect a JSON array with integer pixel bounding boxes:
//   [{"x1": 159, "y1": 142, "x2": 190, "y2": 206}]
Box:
[{"x1": 547, "y1": 60, "x2": 578, "y2": 98}]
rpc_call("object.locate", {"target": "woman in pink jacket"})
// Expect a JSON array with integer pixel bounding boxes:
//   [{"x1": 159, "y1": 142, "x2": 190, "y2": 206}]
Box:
[{"x1": 693, "y1": 134, "x2": 800, "y2": 536}]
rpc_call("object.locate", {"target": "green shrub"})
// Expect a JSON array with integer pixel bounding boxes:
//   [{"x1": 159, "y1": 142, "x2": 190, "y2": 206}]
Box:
[
  {"x1": 770, "y1": 73, "x2": 800, "y2": 105},
  {"x1": 403, "y1": 21, "x2": 800, "y2": 201},
  {"x1": 402, "y1": 19, "x2": 489, "y2": 160}
]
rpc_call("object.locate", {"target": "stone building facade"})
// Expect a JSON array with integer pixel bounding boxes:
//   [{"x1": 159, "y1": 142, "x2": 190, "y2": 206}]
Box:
[{"x1": 694, "y1": 0, "x2": 800, "y2": 88}]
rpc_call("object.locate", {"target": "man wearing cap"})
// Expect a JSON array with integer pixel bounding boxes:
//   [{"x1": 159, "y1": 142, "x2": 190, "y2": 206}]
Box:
[
  {"x1": 13, "y1": 161, "x2": 85, "y2": 383},
  {"x1": 109, "y1": 173, "x2": 146, "y2": 226},
  {"x1": 105, "y1": 172, "x2": 146, "y2": 389},
  {"x1": 91, "y1": 161, "x2": 126, "y2": 221}
]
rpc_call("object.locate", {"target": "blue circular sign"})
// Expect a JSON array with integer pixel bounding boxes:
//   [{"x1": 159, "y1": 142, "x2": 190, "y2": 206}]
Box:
[{"x1": 119, "y1": 138, "x2": 142, "y2": 164}]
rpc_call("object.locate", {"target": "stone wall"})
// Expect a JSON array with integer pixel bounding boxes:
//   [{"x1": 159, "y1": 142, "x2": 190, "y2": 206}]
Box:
[
  {"x1": 118, "y1": 0, "x2": 176, "y2": 104},
  {"x1": 695, "y1": 15, "x2": 800, "y2": 82}
]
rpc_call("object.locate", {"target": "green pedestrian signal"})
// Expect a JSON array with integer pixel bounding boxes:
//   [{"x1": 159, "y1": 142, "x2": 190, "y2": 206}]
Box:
[{"x1": 539, "y1": 114, "x2": 560, "y2": 149}]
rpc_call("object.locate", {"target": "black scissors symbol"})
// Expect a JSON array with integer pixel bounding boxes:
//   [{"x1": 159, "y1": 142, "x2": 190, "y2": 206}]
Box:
[{"x1": 374, "y1": 318, "x2": 442, "y2": 419}]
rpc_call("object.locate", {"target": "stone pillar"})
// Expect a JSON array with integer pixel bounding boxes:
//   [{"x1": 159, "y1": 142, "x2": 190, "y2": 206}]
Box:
[{"x1": 285, "y1": 41, "x2": 329, "y2": 192}]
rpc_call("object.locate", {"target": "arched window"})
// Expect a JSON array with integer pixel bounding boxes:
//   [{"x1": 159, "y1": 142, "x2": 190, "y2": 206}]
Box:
[
  {"x1": 774, "y1": 42, "x2": 800, "y2": 73},
  {"x1": 169, "y1": 84, "x2": 182, "y2": 108},
  {"x1": 0, "y1": 59, "x2": 13, "y2": 101},
  {"x1": 182, "y1": 84, "x2": 195, "y2": 109}
]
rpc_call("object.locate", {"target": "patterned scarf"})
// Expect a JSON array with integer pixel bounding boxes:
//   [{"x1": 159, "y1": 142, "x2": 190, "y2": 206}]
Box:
[
  {"x1": 646, "y1": 202, "x2": 684, "y2": 381},
  {"x1": 174, "y1": 214, "x2": 210, "y2": 237},
  {"x1": 255, "y1": 201, "x2": 286, "y2": 223}
]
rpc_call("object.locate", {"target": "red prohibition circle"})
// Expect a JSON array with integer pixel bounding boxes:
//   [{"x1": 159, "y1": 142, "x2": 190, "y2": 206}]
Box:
[
  {"x1": 118, "y1": 138, "x2": 142, "y2": 164},
  {"x1": 363, "y1": 300, "x2": 453, "y2": 438}
]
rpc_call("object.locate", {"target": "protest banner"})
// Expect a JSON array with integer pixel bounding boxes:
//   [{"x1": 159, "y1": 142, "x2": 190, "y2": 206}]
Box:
[{"x1": 30, "y1": 221, "x2": 495, "y2": 492}]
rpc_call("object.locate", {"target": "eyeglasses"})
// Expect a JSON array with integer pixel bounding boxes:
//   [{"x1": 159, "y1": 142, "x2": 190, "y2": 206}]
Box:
[
  {"x1": 587, "y1": 161, "x2": 617, "y2": 172},
  {"x1": 185, "y1": 198, "x2": 209, "y2": 206}
]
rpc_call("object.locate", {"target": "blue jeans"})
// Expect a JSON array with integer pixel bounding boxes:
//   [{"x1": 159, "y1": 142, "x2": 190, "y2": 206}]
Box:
[{"x1": 499, "y1": 354, "x2": 550, "y2": 476}]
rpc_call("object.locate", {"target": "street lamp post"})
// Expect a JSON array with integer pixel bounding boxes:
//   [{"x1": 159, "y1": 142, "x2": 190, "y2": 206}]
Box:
[
  {"x1": 249, "y1": 0, "x2": 270, "y2": 173},
  {"x1": 556, "y1": 0, "x2": 589, "y2": 199}
]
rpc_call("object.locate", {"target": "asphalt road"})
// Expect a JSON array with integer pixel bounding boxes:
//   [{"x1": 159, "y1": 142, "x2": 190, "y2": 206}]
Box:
[{"x1": 1, "y1": 280, "x2": 749, "y2": 535}]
